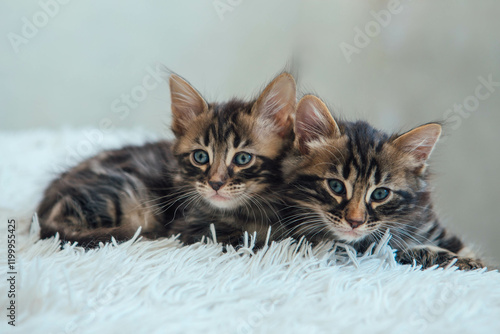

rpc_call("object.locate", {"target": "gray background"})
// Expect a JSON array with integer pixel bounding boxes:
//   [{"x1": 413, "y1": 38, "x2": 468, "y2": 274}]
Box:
[{"x1": 1, "y1": 0, "x2": 499, "y2": 264}]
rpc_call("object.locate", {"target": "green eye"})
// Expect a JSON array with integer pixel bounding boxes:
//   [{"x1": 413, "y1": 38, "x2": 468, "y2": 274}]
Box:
[
  {"x1": 193, "y1": 150, "x2": 209, "y2": 165},
  {"x1": 371, "y1": 188, "x2": 390, "y2": 201},
  {"x1": 328, "y1": 179, "x2": 345, "y2": 195},
  {"x1": 233, "y1": 152, "x2": 253, "y2": 166}
]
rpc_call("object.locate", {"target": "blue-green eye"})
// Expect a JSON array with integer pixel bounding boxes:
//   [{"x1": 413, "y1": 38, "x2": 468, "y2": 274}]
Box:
[
  {"x1": 371, "y1": 188, "x2": 390, "y2": 201},
  {"x1": 192, "y1": 150, "x2": 209, "y2": 165},
  {"x1": 328, "y1": 179, "x2": 345, "y2": 195},
  {"x1": 233, "y1": 152, "x2": 253, "y2": 166}
]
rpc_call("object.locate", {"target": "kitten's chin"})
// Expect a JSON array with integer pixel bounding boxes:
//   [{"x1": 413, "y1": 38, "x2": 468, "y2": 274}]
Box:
[
  {"x1": 333, "y1": 228, "x2": 368, "y2": 243},
  {"x1": 205, "y1": 194, "x2": 241, "y2": 209},
  {"x1": 337, "y1": 231, "x2": 365, "y2": 242}
]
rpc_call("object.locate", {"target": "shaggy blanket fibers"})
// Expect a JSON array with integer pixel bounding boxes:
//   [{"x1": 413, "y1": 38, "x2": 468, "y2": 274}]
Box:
[{"x1": 1, "y1": 128, "x2": 500, "y2": 334}]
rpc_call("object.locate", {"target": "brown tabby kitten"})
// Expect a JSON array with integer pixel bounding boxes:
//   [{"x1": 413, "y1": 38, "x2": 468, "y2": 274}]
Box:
[
  {"x1": 38, "y1": 73, "x2": 296, "y2": 247},
  {"x1": 279, "y1": 95, "x2": 483, "y2": 270}
]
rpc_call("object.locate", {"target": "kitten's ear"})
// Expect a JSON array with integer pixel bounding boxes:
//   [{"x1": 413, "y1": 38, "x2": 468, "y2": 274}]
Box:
[
  {"x1": 169, "y1": 74, "x2": 208, "y2": 136},
  {"x1": 295, "y1": 95, "x2": 341, "y2": 153},
  {"x1": 253, "y1": 73, "x2": 296, "y2": 137},
  {"x1": 392, "y1": 123, "x2": 442, "y2": 164}
]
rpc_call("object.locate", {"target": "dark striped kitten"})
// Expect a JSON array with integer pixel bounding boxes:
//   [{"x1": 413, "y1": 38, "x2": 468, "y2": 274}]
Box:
[
  {"x1": 280, "y1": 95, "x2": 483, "y2": 270},
  {"x1": 38, "y1": 73, "x2": 296, "y2": 247}
]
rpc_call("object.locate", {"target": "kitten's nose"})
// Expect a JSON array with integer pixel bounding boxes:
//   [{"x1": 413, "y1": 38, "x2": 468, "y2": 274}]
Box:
[
  {"x1": 209, "y1": 181, "x2": 225, "y2": 191},
  {"x1": 345, "y1": 205, "x2": 366, "y2": 229},
  {"x1": 346, "y1": 218, "x2": 364, "y2": 229}
]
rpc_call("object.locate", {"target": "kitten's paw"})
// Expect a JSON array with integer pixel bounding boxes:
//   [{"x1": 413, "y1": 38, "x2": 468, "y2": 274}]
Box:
[
  {"x1": 449, "y1": 257, "x2": 484, "y2": 270},
  {"x1": 396, "y1": 248, "x2": 483, "y2": 271}
]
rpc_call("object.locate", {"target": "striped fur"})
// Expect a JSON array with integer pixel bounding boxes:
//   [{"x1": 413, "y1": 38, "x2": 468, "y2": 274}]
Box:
[
  {"x1": 279, "y1": 95, "x2": 483, "y2": 270},
  {"x1": 38, "y1": 73, "x2": 296, "y2": 247}
]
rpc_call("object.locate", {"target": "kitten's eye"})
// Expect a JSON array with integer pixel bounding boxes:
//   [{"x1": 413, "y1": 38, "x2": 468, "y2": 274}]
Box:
[
  {"x1": 192, "y1": 150, "x2": 209, "y2": 165},
  {"x1": 328, "y1": 179, "x2": 346, "y2": 195},
  {"x1": 233, "y1": 152, "x2": 253, "y2": 166},
  {"x1": 371, "y1": 188, "x2": 390, "y2": 201}
]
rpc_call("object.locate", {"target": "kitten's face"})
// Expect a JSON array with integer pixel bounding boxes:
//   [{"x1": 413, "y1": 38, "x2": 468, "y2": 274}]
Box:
[
  {"x1": 175, "y1": 102, "x2": 291, "y2": 209},
  {"x1": 284, "y1": 95, "x2": 441, "y2": 243},
  {"x1": 169, "y1": 74, "x2": 296, "y2": 210}
]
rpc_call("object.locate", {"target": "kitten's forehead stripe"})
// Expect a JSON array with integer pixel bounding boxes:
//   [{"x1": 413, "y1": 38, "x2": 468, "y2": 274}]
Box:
[
  {"x1": 233, "y1": 132, "x2": 241, "y2": 148},
  {"x1": 342, "y1": 163, "x2": 351, "y2": 179},
  {"x1": 222, "y1": 127, "x2": 231, "y2": 142},
  {"x1": 383, "y1": 172, "x2": 392, "y2": 183},
  {"x1": 208, "y1": 124, "x2": 216, "y2": 143},
  {"x1": 370, "y1": 159, "x2": 381, "y2": 185},
  {"x1": 203, "y1": 128, "x2": 210, "y2": 147},
  {"x1": 354, "y1": 135, "x2": 367, "y2": 167}
]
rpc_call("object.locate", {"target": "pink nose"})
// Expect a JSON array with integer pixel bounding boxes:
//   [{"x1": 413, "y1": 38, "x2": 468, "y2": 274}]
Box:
[{"x1": 346, "y1": 218, "x2": 364, "y2": 229}]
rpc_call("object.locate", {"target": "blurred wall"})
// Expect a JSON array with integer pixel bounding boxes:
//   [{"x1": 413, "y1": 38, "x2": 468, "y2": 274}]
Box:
[{"x1": 1, "y1": 0, "x2": 499, "y2": 263}]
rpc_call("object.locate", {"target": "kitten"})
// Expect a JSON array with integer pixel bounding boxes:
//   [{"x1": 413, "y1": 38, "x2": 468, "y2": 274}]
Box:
[
  {"x1": 279, "y1": 95, "x2": 483, "y2": 270},
  {"x1": 38, "y1": 73, "x2": 296, "y2": 247}
]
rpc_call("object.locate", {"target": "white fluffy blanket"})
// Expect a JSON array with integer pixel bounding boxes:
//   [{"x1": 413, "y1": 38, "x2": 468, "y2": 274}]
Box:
[{"x1": 1, "y1": 128, "x2": 500, "y2": 334}]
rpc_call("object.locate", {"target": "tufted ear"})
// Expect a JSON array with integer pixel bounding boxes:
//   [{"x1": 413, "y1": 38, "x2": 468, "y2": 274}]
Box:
[
  {"x1": 392, "y1": 123, "x2": 442, "y2": 164},
  {"x1": 252, "y1": 73, "x2": 296, "y2": 137},
  {"x1": 295, "y1": 95, "x2": 341, "y2": 153},
  {"x1": 169, "y1": 74, "x2": 208, "y2": 136}
]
